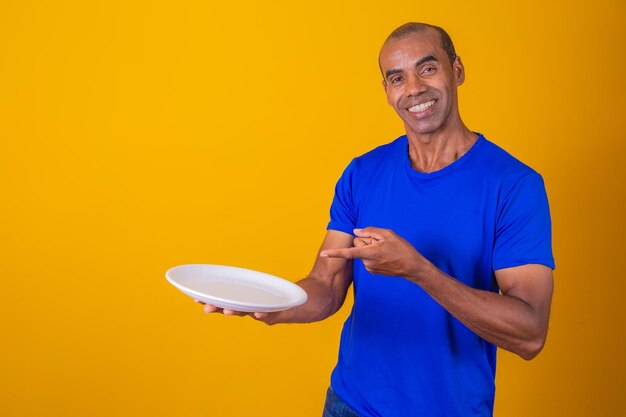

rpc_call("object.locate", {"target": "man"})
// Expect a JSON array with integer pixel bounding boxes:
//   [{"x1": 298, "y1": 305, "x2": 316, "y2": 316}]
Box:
[{"x1": 202, "y1": 22, "x2": 554, "y2": 417}]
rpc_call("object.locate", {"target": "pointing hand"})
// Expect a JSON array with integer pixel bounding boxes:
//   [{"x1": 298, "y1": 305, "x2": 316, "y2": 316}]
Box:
[{"x1": 320, "y1": 227, "x2": 432, "y2": 279}]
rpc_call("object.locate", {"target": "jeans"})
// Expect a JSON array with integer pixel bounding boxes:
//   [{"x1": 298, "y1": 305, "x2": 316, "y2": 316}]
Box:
[{"x1": 322, "y1": 386, "x2": 360, "y2": 417}]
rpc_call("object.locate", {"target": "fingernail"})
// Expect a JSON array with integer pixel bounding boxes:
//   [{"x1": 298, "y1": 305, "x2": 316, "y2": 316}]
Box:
[{"x1": 354, "y1": 228, "x2": 362, "y2": 234}]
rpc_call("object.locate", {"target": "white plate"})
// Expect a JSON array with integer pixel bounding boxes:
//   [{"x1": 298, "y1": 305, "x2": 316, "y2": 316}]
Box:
[{"x1": 166, "y1": 264, "x2": 308, "y2": 312}]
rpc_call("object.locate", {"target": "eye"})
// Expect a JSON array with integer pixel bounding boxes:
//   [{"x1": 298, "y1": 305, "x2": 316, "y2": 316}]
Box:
[
  {"x1": 390, "y1": 75, "x2": 404, "y2": 84},
  {"x1": 422, "y1": 66, "x2": 436, "y2": 75}
]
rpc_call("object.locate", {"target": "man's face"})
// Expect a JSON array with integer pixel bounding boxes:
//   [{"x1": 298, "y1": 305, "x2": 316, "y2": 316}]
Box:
[{"x1": 379, "y1": 30, "x2": 464, "y2": 137}]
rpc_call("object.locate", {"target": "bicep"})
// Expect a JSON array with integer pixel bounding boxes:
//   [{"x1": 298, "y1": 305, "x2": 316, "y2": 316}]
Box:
[
  {"x1": 495, "y1": 264, "x2": 554, "y2": 325},
  {"x1": 309, "y1": 230, "x2": 355, "y2": 300}
]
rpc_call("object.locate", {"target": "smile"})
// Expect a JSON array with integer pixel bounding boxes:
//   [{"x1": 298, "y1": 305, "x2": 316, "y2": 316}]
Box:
[{"x1": 408, "y1": 100, "x2": 436, "y2": 113}]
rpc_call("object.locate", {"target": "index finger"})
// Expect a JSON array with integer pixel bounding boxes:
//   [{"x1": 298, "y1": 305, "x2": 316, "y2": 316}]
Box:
[{"x1": 320, "y1": 245, "x2": 373, "y2": 260}]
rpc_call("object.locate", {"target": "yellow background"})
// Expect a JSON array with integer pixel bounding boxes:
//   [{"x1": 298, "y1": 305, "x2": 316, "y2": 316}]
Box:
[{"x1": 1, "y1": 0, "x2": 624, "y2": 416}]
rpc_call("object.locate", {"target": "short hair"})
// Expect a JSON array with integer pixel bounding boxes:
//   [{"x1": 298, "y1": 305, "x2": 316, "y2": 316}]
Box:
[{"x1": 385, "y1": 22, "x2": 457, "y2": 66}]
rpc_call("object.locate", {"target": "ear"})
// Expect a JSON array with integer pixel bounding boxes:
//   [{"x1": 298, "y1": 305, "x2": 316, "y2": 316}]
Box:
[{"x1": 453, "y1": 56, "x2": 465, "y2": 86}]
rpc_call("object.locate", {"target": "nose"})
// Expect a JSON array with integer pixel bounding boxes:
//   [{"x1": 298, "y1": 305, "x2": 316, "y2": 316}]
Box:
[{"x1": 406, "y1": 74, "x2": 426, "y2": 97}]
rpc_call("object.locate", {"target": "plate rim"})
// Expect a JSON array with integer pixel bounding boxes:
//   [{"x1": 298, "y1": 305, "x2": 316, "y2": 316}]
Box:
[{"x1": 165, "y1": 264, "x2": 308, "y2": 310}]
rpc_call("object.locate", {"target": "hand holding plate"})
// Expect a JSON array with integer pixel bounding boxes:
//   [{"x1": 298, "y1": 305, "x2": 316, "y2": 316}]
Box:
[{"x1": 195, "y1": 299, "x2": 272, "y2": 320}]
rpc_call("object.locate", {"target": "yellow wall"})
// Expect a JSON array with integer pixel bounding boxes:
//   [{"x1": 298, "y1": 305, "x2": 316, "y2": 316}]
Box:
[{"x1": 1, "y1": 1, "x2": 624, "y2": 416}]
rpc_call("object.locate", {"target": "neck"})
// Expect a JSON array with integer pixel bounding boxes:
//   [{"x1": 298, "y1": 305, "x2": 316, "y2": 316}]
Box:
[{"x1": 406, "y1": 123, "x2": 478, "y2": 173}]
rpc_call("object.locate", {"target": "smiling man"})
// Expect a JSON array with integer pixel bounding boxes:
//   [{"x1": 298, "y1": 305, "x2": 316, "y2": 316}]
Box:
[{"x1": 202, "y1": 22, "x2": 555, "y2": 417}]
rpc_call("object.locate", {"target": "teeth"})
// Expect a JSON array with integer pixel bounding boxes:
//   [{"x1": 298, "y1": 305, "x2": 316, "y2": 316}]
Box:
[{"x1": 408, "y1": 100, "x2": 435, "y2": 113}]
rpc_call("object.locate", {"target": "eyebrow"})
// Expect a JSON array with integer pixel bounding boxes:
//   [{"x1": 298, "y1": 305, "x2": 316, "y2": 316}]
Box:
[{"x1": 384, "y1": 55, "x2": 439, "y2": 80}]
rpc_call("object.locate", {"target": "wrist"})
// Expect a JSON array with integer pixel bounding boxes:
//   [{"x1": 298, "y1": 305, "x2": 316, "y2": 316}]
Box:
[{"x1": 406, "y1": 260, "x2": 439, "y2": 285}]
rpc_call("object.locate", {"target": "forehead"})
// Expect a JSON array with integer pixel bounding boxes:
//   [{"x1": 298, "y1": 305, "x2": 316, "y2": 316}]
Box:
[{"x1": 379, "y1": 30, "x2": 445, "y2": 71}]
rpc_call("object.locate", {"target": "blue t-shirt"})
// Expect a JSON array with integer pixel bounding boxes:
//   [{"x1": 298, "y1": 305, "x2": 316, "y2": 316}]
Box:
[{"x1": 326, "y1": 134, "x2": 554, "y2": 417}]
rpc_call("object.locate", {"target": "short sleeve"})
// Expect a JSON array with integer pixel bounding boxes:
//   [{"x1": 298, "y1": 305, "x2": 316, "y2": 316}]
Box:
[
  {"x1": 492, "y1": 172, "x2": 555, "y2": 271},
  {"x1": 327, "y1": 159, "x2": 358, "y2": 235}
]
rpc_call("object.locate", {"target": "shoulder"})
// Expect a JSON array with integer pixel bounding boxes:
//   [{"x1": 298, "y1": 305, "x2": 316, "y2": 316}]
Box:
[
  {"x1": 476, "y1": 136, "x2": 544, "y2": 187},
  {"x1": 332, "y1": 136, "x2": 405, "y2": 198},
  {"x1": 348, "y1": 135, "x2": 406, "y2": 173},
  {"x1": 476, "y1": 137, "x2": 550, "y2": 224}
]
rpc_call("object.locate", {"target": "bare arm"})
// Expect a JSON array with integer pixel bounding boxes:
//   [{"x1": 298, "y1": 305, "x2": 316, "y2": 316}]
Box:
[
  {"x1": 202, "y1": 230, "x2": 354, "y2": 325},
  {"x1": 406, "y1": 262, "x2": 553, "y2": 360},
  {"x1": 321, "y1": 227, "x2": 554, "y2": 360}
]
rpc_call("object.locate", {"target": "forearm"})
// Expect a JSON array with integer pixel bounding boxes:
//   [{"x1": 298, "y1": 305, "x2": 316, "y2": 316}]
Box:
[
  {"x1": 320, "y1": 227, "x2": 552, "y2": 359},
  {"x1": 264, "y1": 276, "x2": 342, "y2": 325},
  {"x1": 408, "y1": 266, "x2": 548, "y2": 360}
]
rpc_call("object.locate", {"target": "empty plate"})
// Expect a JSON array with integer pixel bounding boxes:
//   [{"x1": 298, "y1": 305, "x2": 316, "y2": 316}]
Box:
[{"x1": 166, "y1": 264, "x2": 308, "y2": 312}]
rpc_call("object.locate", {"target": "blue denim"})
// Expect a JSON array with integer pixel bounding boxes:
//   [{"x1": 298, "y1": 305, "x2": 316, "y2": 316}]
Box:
[{"x1": 322, "y1": 386, "x2": 360, "y2": 417}]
